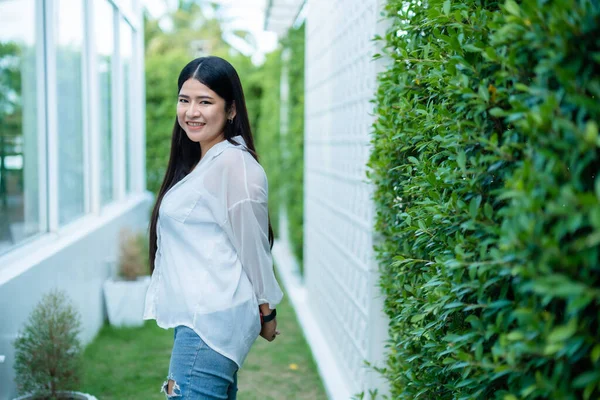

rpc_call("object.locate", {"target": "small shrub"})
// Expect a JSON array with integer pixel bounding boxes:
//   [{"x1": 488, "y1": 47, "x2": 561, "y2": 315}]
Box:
[
  {"x1": 118, "y1": 228, "x2": 148, "y2": 280},
  {"x1": 13, "y1": 290, "x2": 83, "y2": 399}
]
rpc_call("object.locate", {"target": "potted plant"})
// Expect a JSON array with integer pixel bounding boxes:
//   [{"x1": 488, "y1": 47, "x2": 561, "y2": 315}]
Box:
[
  {"x1": 103, "y1": 228, "x2": 151, "y2": 327},
  {"x1": 12, "y1": 289, "x2": 97, "y2": 400}
]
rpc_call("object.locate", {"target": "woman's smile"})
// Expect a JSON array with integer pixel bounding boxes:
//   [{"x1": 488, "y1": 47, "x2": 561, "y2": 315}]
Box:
[
  {"x1": 177, "y1": 78, "x2": 234, "y2": 157},
  {"x1": 186, "y1": 121, "x2": 206, "y2": 130}
]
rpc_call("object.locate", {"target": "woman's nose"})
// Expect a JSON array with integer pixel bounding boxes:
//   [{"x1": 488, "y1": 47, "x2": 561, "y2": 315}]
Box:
[{"x1": 187, "y1": 103, "x2": 201, "y2": 118}]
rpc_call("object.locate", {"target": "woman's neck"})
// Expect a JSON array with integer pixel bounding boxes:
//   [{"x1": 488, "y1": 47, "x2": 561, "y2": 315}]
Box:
[{"x1": 199, "y1": 133, "x2": 226, "y2": 159}]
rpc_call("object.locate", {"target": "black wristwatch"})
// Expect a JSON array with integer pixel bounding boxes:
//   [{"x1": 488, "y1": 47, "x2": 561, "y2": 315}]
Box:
[{"x1": 261, "y1": 309, "x2": 277, "y2": 324}]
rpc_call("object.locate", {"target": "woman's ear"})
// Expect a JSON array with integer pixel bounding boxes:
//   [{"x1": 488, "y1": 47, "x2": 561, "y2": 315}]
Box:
[{"x1": 228, "y1": 102, "x2": 237, "y2": 120}]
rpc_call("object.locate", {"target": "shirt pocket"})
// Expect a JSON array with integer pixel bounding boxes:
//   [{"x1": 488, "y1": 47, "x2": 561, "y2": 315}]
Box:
[{"x1": 161, "y1": 186, "x2": 200, "y2": 223}]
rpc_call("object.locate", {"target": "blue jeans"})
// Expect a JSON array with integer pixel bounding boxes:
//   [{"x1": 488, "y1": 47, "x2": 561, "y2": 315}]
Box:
[{"x1": 162, "y1": 326, "x2": 239, "y2": 399}]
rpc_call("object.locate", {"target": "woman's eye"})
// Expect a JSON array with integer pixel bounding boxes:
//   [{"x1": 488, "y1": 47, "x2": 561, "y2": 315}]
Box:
[
  {"x1": 178, "y1": 98, "x2": 188, "y2": 103},
  {"x1": 200, "y1": 101, "x2": 211, "y2": 105}
]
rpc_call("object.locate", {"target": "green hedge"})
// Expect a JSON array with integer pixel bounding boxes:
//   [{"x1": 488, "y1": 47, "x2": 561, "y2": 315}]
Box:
[
  {"x1": 255, "y1": 24, "x2": 305, "y2": 266},
  {"x1": 281, "y1": 23, "x2": 305, "y2": 264},
  {"x1": 370, "y1": 0, "x2": 600, "y2": 398},
  {"x1": 255, "y1": 49, "x2": 283, "y2": 237}
]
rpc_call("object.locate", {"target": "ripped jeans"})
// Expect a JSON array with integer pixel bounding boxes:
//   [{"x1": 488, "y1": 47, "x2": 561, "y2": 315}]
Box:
[{"x1": 162, "y1": 326, "x2": 239, "y2": 399}]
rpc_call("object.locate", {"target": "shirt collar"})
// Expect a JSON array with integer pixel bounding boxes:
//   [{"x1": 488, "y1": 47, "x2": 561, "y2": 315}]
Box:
[{"x1": 208, "y1": 135, "x2": 247, "y2": 159}]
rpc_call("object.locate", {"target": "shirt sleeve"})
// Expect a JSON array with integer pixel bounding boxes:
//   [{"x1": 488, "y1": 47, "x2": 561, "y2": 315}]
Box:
[
  {"x1": 226, "y1": 197, "x2": 283, "y2": 309},
  {"x1": 208, "y1": 148, "x2": 283, "y2": 309}
]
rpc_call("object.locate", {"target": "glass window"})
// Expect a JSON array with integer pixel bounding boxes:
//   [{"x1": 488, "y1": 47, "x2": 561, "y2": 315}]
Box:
[
  {"x1": 0, "y1": 0, "x2": 42, "y2": 254},
  {"x1": 95, "y1": 0, "x2": 114, "y2": 205},
  {"x1": 56, "y1": 0, "x2": 85, "y2": 225},
  {"x1": 120, "y1": 0, "x2": 134, "y2": 17},
  {"x1": 120, "y1": 20, "x2": 133, "y2": 193}
]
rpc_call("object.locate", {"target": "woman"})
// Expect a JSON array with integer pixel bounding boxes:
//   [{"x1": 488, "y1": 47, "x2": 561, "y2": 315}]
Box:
[{"x1": 144, "y1": 56, "x2": 284, "y2": 399}]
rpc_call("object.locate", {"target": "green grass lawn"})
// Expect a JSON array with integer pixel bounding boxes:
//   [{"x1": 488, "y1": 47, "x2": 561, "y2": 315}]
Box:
[{"x1": 81, "y1": 291, "x2": 327, "y2": 399}]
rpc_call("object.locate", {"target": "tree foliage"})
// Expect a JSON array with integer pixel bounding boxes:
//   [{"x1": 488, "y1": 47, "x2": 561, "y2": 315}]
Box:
[
  {"x1": 13, "y1": 290, "x2": 83, "y2": 399},
  {"x1": 370, "y1": 0, "x2": 600, "y2": 398}
]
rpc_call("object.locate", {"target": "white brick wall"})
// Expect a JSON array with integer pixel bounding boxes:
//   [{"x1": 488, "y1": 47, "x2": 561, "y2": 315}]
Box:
[{"x1": 303, "y1": 0, "x2": 389, "y2": 396}]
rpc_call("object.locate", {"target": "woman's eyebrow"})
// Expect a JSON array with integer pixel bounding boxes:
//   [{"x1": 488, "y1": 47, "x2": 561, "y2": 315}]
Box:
[{"x1": 178, "y1": 94, "x2": 214, "y2": 100}]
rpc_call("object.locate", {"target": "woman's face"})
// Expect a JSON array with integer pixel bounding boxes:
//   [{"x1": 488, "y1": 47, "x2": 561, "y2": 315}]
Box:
[{"x1": 177, "y1": 78, "x2": 234, "y2": 148}]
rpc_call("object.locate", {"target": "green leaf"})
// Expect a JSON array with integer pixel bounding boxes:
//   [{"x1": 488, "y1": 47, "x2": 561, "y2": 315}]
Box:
[
  {"x1": 584, "y1": 121, "x2": 598, "y2": 144},
  {"x1": 584, "y1": 384, "x2": 595, "y2": 400},
  {"x1": 591, "y1": 344, "x2": 600, "y2": 363},
  {"x1": 411, "y1": 313, "x2": 426, "y2": 323},
  {"x1": 531, "y1": 275, "x2": 587, "y2": 298},
  {"x1": 444, "y1": 301, "x2": 465, "y2": 309},
  {"x1": 547, "y1": 319, "x2": 577, "y2": 343},
  {"x1": 484, "y1": 47, "x2": 497, "y2": 60},
  {"x1": 443, "y1": 0, "x2": 451, "y2": 15},
  {"x1": 489, "y1": 107, "x2": 506, "y2": 117},
  {"x1": 469, "y1": 196, "x2": 481, "y2": 219},
  {"x1": 521, "y1": 385, "x2": 537, "y2": 397},
  {"x1": 544, "y1": 342, "x2": 563, "y2": 355},
  {"x1": 484, "y1": 203, "x2": 494, "y2": 219},
  {"x1": 457, "y1": 151, "x2": 466, "y2": 172},
  {"x1": 572, "y1": 371, "x2": 600, "y2": 388},
  {"x1": 464, "y1": 44, "x2": 482, "y2": 53},
  {"x1": 478, "y1": 84, "x2": 490, "y2": 102},
  {"x1": 466, "y1": 315, "x2": 482, "y2": 330},
  {"x1": 507, "y1": 331, "x2": 525, "y2": 341},
  {"x1": 504, "y1": 0, "x2": 521, "y2": 16},
  {"x1": 475, "y1": 342, "x2": 483, "y2": 360},
  {"x1": 514, "y1": 83, "x2": 529, "y2": 92}
]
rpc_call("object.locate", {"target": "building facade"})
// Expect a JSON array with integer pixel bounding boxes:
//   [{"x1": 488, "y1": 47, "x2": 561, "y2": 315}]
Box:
[
  {"x1": 0, "y1": 0, "x2": 150, "y2": 397},
  {"x1": 267, "y1": 0, "x2": 390, "y2": 398}
]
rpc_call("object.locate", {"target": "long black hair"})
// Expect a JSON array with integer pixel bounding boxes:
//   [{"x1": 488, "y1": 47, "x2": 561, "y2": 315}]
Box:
[{"x1": 149, "y1": 56, "x2": 273, "y2": 273}]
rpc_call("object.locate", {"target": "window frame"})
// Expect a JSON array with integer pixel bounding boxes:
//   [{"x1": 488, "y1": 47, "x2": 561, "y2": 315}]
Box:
[{"x1": 0, "y1": 0, "x2": 145, "y2": 261}]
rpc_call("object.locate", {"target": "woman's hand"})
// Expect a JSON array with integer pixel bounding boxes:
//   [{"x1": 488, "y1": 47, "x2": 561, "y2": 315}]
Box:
[
  {"x1": 259, "y1": 318, "x2": 280, "y2": 342},
  {"x1": 258, "y1": 305, "x2": 280, "y2": 341}
]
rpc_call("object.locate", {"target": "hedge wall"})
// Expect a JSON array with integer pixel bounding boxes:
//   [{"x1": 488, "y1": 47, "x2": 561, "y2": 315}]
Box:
[
  {"x1": 370, "y1": 0, "x2": 600, "y2": 398},
  {"x1": 281, "y1": 23, "x2": 305, "y2": 264},
  {"x1": 255, "y1": 49, "x2": 283, "y2": 237},
  {"x1": 255, "y1": 24, "x2": 305, "y2": 266}
]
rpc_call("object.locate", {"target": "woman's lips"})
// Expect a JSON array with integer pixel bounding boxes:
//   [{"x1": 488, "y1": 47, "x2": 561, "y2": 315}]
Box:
[{"x1": 187, "y1": 122, "x2": 206, "y2": 130}]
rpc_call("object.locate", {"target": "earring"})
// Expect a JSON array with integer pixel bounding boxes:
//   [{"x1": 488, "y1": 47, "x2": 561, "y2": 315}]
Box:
[{"x1": 228, "y1": 118, "x2": 233, "y2": 124}]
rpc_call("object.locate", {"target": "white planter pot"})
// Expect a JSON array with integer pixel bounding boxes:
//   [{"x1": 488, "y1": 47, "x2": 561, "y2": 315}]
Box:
[
  {"x1": 14, "y1": 391, "x2": 98, "y2": 399},
  {"x1": 103, "y1": 276, "x2": 151, "y2": 327}
]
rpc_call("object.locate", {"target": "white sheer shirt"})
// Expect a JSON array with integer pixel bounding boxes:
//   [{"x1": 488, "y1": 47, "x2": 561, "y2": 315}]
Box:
[{"x1": 143, "y1": 135, "x2": 284, "y2": 368}]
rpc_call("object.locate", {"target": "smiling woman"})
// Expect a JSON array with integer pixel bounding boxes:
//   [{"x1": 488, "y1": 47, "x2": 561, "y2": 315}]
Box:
[
  {"x1": 144, "y1": 56, "x2": 284, "y2": 400},
  {"x1": 176, "y1": 79, "x2": 236, "y2": 157}
]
